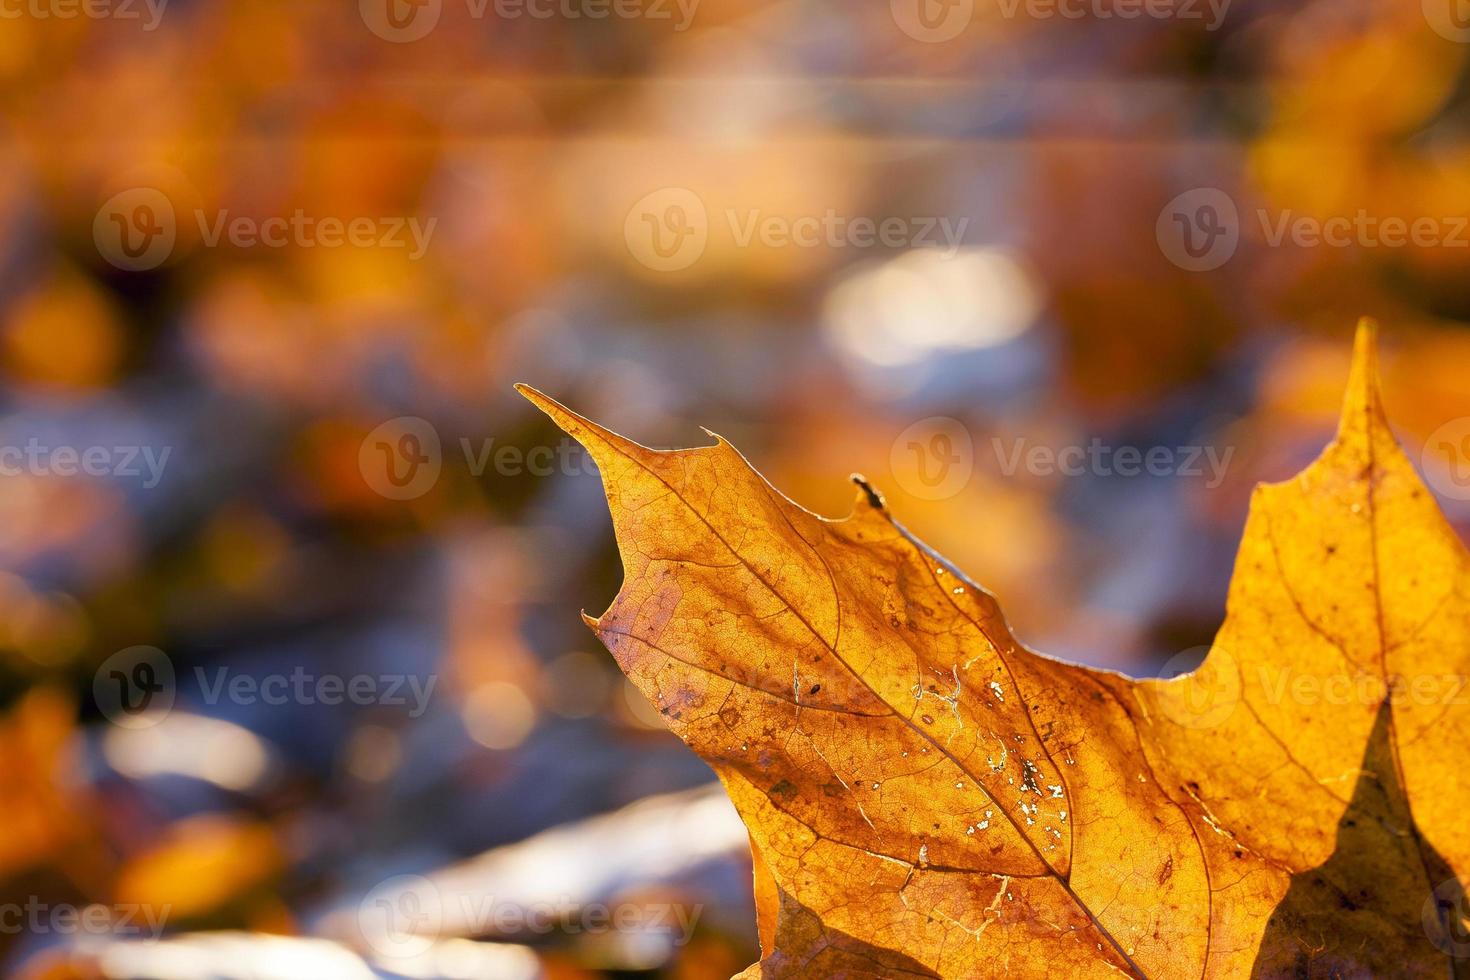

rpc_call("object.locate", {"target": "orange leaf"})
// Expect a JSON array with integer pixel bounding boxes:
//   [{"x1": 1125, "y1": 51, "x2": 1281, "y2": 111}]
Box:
[{"x1": 518, "y1": 319, "x2": 1468, "y2": 979}]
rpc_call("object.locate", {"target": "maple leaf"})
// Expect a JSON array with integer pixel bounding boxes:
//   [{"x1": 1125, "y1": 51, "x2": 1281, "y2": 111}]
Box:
[{"x1": 517, "y1": 320, "x2": 1468, "y2": 980}]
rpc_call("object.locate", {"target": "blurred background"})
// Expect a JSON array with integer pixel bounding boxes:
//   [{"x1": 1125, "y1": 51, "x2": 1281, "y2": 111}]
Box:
[{"x1": 3, "y1": 0, "x2": 1470, "y2": 976}]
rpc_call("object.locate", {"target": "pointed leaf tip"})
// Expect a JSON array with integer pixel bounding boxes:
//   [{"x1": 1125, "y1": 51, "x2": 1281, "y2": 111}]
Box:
[
  {"x1": 1352, "y1": 317, "x2": 1379, "y2": 375},
  {"x1": 1338, "y1": 317, "x2": 1386, "y2": 438},
  {"x1": 851, "y1": 473, "x2": 886, "y2": 510},
  {"x1": 513, "y1": 384, "x2": 634, "y2": 461},
  {"x1": 513, "y1": 383, "x2": 566, "y2": 419}
]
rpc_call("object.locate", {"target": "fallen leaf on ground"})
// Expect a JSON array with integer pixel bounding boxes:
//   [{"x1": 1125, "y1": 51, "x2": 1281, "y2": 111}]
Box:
[{"x1": 519, "y1": 320, "x2": 1468, "y2": 979}]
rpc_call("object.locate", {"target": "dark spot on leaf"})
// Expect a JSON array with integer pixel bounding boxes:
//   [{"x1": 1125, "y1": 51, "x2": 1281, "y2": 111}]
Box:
[{"x1": 852, "y1": 474, "x2": 885, "y2": 510}]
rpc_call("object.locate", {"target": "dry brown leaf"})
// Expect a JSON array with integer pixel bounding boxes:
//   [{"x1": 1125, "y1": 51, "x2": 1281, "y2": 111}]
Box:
[{"x1": 518, "y1": 320, "x2": 1468, "y2": 979}]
